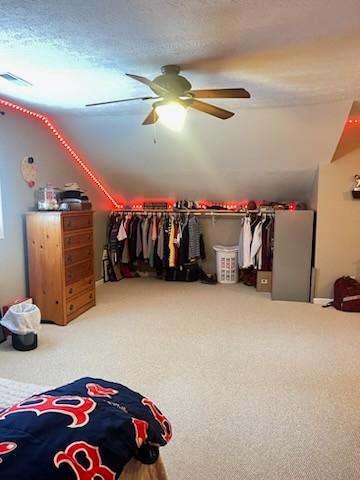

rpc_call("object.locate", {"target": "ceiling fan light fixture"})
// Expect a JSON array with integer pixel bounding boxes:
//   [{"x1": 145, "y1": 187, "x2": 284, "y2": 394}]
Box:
[{"x1": 154, "y1": 101, "x2": 187, "y2": 132}]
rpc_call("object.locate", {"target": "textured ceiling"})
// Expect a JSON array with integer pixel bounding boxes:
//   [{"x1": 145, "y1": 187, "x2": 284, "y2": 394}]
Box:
[
  {"x1": 1, "y1": 0, "x2": 360, "y2": 110},
  {"x1": 0, "y1": 0, "x2": 358, "y2": 203}
]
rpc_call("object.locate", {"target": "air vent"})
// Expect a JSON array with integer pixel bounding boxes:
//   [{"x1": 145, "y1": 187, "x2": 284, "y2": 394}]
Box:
[{"x1": 0, "y1": 72, "x2": 32, "y2": 87}]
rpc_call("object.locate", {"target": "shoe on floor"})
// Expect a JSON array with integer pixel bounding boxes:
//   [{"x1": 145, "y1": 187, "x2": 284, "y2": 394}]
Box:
[{"x1": 199, "y1": 269, "x2": 217, "y2": 285}]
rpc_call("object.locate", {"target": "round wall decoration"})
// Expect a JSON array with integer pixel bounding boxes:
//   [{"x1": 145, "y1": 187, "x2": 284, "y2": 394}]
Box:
[{"x1": 21, "y1": 157, "x2": 38, "y2": 188}]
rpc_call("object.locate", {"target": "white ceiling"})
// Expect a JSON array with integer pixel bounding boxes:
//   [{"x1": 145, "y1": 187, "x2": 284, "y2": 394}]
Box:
[
  {"x1": 1, "y1": 0, "x2": 360, "y2": 110},
  {"x1": 1, "y1": 0, "x2": 358, "y2": 202}
]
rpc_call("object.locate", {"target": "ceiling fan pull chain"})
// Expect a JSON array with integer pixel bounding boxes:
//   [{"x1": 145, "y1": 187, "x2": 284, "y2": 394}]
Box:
[{"x1": 153, "y1": 122, "x2": 157, "y2": 144}]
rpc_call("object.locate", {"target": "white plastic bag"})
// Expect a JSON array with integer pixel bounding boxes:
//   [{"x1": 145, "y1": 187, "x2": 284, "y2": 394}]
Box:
[{"x1": 0, "y1": 303, "x2": 41, "y2": 335}]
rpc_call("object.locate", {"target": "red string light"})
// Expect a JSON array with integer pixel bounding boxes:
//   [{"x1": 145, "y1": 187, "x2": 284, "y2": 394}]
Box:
[
  {"x1": 0, "y1": 99, "x2": 304, "y2": 211},
  {"x1": 0, "y1": 97, "x2": 120, "y2": 208}
]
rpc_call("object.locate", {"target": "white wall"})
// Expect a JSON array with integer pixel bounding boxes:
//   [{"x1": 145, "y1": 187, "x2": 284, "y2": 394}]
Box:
[
  {"x1": 54, "y1": 100, "x2": 351, "y2": 204},
  {"x1": 314, "y1": 151, "x2": 360, "y2": 299},
  {"x1": 0, "y1": 110, "x2": 110, "y2": 307}
]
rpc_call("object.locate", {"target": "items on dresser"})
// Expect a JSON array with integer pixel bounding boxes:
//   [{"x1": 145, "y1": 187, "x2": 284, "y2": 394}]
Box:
[
  {"x1": 35, "y1": 182, "x2": 92, "y2": 212},
  {"x1": 25, "y1": 211, "x2": 95, "y2": 325},
  {"x1": 36, "y1": 184, "x2": 60, "y2": 211}
]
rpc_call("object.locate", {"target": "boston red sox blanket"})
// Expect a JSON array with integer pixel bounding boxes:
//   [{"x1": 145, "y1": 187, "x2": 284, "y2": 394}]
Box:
[{"x1": 0, "y1": 377, "x2": 172, "y2": 479}]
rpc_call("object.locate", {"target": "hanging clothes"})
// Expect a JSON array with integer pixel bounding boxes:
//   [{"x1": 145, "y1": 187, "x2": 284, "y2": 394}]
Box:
[
  {"x1": 117, "y1": 219, "x2": 127, "y2": 242},
  {"x1": 128, "y1": 216, "x2": 139, "y2": 263},
  {"x1": 188, "y1": 216, "x2": 201, "y2": 260},
  {"x1": 106, "y1": 211, "x2": 206, "y2": 280},
  {"x1": 179, "y1": 217, "x2": 189, "y2": 265},
  {"x1": 261, "y1": 216, "x2": 274, "y2": 271},
  {"x1": 250, "y1": 218, "x2": 265, "y2": 269},
  {"x1": 168, "y1": 218, "x2": 176, "y2": 267},
  {"x1": 237, "y1": 217, "x2": 245, "y2": 269},
  {"x1": 121, "y1": 216, "x2": 130, "y2": 264},
  {"x1": 136, "y1": 218, "x2": 143, "y2": 259},
  {"x1": 157, "y1": 217, "x2": 165, "y2": 260},
  {"x1": 242, "y1": 217, "x2": 252, "y2": 268},
  {"x1": 141, "y1": 216, "x2": 150, "y2": 260}
]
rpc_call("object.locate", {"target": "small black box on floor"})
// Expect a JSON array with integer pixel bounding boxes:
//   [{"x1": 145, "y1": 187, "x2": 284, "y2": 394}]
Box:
[{"x1": 12, "y1": 333, "x2": 38, "y2": 351}]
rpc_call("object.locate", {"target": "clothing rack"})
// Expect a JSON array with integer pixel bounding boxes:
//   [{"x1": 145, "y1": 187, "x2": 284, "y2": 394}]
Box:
[{"x1": 111, "y1": 209, "x2": 275, "y2": 217}]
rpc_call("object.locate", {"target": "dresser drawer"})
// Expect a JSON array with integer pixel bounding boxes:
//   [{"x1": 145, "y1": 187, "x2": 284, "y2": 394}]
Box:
[
  {"x1": 65, "y1": 261, "x2": 93, "y2": 285},
  {"x1": 64, "y1": 246, "x2": 93, "y2": 266},
  {"x1": 63, "y1": 214, "x2": 93, "y2": 231},
  {"x1": 64, "y1": 231, "x2": 93, "y2": 250},
  {"x1": 66, "y1": 289, "x2": 95, "y2": 316},
  {"x1": 66, "y1": 275, "x2": 94, "y2": 299}
]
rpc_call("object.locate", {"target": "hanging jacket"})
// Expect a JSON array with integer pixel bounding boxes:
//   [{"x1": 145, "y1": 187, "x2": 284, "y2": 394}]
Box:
[
  {"x1": 250, "y1": 219, "x2": 264, "y2": 269},
  {"x1": 188, "y1": 216, "x2": 200, "y2": 260},
  {"x1": 142, "y1": 217, "x2": 150, "y2": 260},
  {"x1": 242, "y1": 217, "x2": 252, "y2": 268},
  {"x1": 136, "y1": 217, "x2": 143, "y2": 259}
]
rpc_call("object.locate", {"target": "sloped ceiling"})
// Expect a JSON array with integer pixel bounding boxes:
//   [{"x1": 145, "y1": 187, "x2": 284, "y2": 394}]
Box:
[
  {"x1": 332, "y1": 101, "x2": 360, "y2": 162},
  {"x1": 1, "y1": 0, "x2": 359, "y2": 203}
]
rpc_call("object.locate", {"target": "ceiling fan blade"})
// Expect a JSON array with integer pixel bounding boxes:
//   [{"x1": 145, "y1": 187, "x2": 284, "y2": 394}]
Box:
[
  {"x1": 190, "y1": 99, "x2": 234, "y2": 119},
  {"x1": 190, "y1": 88, "x2": 250, "y2": 99},
  {"x1": 125, "y1": 73, "x2": 170, "y2": 97},
  {"x1": 142, "y1": 109, "x2": 159, "y2": 125},
  {"x1": 86, "y1": 96, "x2": 158, "y2": 107}
]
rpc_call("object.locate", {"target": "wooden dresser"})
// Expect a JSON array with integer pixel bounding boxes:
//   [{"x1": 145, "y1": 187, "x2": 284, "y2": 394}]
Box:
[{"x1": 26, "y1": 211, "x2": 95, "y2": 326}]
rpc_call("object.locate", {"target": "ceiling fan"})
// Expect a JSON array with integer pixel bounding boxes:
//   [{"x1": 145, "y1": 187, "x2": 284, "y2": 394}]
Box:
[{"x1": 85, "y1": 65, "x2": 250, "y2": 126}]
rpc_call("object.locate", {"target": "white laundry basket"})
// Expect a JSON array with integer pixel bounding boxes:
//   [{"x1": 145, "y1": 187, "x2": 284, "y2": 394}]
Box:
[{"x1": 213, "y1": 245, "x2": 239, "y2": 284}]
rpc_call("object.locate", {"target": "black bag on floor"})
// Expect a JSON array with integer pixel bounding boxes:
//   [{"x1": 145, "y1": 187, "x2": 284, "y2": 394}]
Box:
[{"x1": 164, "y1": 263, "x2": 199, "y2": 282}]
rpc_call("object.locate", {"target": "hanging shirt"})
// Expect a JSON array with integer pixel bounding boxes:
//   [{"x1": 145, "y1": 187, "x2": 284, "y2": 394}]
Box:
[
  {"x1": 179, "y1": 218, "x2": 189, "y2": 266},
  {"x1": 188, "y1": 216, "x2": 200, "y2": 260},
  {"x1": 121, "y1": 217, "x2": 130, "y2": 264},
  {"x1": 250, "y1": 219, "x2": 264, "y2": 269},
  {"x1": 168, "y1": 218, "x2": 176, "y2": 267},
  {"x1": 142, "y1": 217, "x2": 150, "y2": 260},
  {"x1": 128, "y1": 217, "x2": 138, "y2": 263},
  {"x1": 117, "y1": 220, "x2": 127, "y2": 241},
  {"x1": 157, "y1": 218, "x2": 165, "y2": 260},
  {"x1": 242, "y1": 217, "x2": 252, "y2": 268},
  {"x1": 151, "y1": 216, "x2": 158, "y2": 241},
  {"x1": 148, "y1": 216, "x2": 156, "y2": 267},
  {"x1": 237, "y1": 217, "x2": 245, "y2": 268},
  {"x1": 136, "y1": 217, "x2": 143, "y2": 258}
]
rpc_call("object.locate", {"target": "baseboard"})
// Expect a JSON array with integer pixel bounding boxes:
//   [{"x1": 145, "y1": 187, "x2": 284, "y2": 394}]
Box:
[
  {"x1": 95, "y1": 279, "x2": 104, "y2": 288},
  {"x1": 313, "y1": 297, "x2": 332, "y2": 306}
]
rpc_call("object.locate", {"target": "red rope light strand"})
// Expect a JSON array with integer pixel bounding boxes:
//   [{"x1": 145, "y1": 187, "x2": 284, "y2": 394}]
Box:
[{"x1": 0, "y1": 98, "x2": 120, "y2": 208}]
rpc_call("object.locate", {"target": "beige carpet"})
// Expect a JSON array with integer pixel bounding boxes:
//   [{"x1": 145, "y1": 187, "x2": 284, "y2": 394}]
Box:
[{"x1": 1, "y1": 279, "x2": 360, "y2": 479}]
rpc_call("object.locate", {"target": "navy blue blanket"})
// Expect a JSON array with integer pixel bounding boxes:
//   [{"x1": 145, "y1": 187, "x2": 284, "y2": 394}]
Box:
[{"x1": 0, "y1": 377, "x2": 172, "y2": 479}]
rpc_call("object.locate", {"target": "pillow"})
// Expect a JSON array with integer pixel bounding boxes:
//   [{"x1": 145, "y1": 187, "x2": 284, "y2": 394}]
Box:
[{"x1": 0, "y1": 377, "x2": 172, "y2": 479}]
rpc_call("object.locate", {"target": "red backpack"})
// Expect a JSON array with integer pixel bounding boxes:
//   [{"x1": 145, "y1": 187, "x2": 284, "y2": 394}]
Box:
[{"x1": 329, "y1": 276, "x2": 360, "y2": 312}]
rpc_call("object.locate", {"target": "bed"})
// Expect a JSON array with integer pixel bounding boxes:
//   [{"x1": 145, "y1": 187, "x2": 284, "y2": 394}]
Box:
[{"x1": 0, "y1": 377, "x2": 169, "y2": 480}]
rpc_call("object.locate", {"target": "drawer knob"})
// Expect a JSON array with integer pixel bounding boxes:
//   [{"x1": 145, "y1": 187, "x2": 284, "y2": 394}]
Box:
[
  {"x1": 69, "y1": 288, "x2": 73, "y2": 294},
  {"x1": 69, "y1": 304, "x2": 74, "y2": 311},
  {"x1": 67, "y1": 272, "x2": 72, "y2": 279},
  {"x1": 66, "y1": 221, "x2": 72, "y2": 227},
  {"x1": 89, "y1": 293, "x2": 93, "y2": 299},
  {"x1": 66, "y1": 255, "x2": 72, "y2": 263}
]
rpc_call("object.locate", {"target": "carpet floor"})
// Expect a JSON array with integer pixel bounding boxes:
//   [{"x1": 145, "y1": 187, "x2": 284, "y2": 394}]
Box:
[{"x1": 1, "y1": 279, "x2": 360, "y2": 479}]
